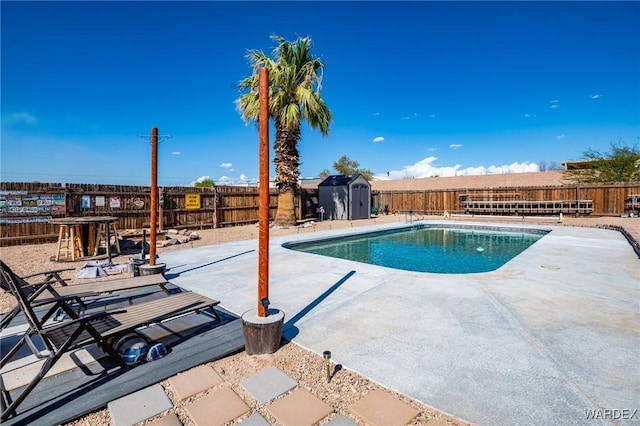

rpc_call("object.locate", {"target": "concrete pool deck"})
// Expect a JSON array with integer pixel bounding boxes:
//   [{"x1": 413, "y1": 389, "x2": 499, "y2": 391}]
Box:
[{"x1": 160, "y1": 220, "x2": 640, "y2": 426}]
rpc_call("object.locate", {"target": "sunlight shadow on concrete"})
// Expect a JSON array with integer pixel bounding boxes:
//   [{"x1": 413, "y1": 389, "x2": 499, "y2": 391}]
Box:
[
  {"x1": 164, "y1": 250, "x2": 255, "y2": 279},
  {"x1": 282, "y1": 270, "x2": 356, "y2": 340}
]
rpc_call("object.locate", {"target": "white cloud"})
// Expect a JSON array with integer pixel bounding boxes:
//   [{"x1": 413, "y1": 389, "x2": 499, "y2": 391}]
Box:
[
  {"x1": 524, "y1": 113, "x2": 536, "y2": 118},
  {"x1": 190, "y1": 174, "x2": 258, "y2": 187},
  {"x1": 374, "y1": 157, "x2": 540, "y2": 180},
  {"x1": 189, "y1": 175, "x2": 212, "y2": 185},
  {"x1": 4, "y1": 112, "x2": 37, "y2": 126},
  {"x1": 549, "y1": 99, "x2": 559, "y2": 109},
  {"x1": 216, "y1": 175, "x2": 232, "y2": 185},
  {"x1": 382, "y1": 156, "x2": 459, "y2": 179},
  {"x1": 556, "y1": 134, "x2": 566, "y2": 140},
  {"x1": 427, "y1": 147, "x2": 437, "y2": 152},
  {"x1": 449, "y1": 144, "x2": 462, "y2": 150},
  {"x1": 372, "y1": 136, "x2": 384, "y2": 143},
  {"x1": 429, "y1": 114, "x2": 436, "y2": 118},
  {"x1": 215, "y1": 174, "x2": 258, "y2": 186},
  {"x1": 401, "y1": 113, "x2": 418, "y2": 120},
  {"x1": 457, "y1": 162, "x2": 540, "y2": 175},
  {"x1": 220, "y1": 162, "x2": 233, "y2": 169},
  {"x1": 373, "y1": 112, "x2": 380, "y2": 116},
  {"x1": 171, "y1": 151, "x2": 181, "y2": 155},
  {"x1": 590, "y1": 94, "x2": 601, "y2": 99}
]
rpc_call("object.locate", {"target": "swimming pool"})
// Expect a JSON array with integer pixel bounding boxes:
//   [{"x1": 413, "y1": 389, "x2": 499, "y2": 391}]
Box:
[{"x1": 283, "y1": 224, "x2": 547, "y2": 273}]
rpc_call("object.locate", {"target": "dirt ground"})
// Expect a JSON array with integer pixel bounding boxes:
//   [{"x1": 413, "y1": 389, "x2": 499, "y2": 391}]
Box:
[{"x1": 1, "y1": 214, "x2": 638, "y2": 425}]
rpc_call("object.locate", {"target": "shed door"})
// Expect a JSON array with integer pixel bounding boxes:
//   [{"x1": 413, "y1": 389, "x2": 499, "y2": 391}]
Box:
[{"x1": 351, "y1": 184, "x2": 369, "y2": 220}]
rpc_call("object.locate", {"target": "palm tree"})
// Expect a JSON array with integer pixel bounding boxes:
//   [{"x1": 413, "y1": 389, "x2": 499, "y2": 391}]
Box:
[{"x1": 237, "y1": 35, "x2": 332, "y2": 226}]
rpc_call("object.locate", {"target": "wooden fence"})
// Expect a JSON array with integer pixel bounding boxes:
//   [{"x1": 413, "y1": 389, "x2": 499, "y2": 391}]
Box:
[
  {"x1": 371, "y1": 183, "x2": 640, "y2": 217},
  {"x1": 1, "y1": 181, "x2": 638, "y2": 246},
  {"x1": 0, "y1": 183, "x2": 280, "y2": 246}
]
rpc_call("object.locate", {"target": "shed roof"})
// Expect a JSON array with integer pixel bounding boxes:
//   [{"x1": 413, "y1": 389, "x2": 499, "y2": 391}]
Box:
[{"x1": 318, "y1": 174, "x2": 366, "y2": 187}]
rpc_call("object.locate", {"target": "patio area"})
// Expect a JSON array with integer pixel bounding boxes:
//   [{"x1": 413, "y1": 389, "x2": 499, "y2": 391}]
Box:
[{"x1": 159, "y1": 220, "x2": 639, "y2": 426}]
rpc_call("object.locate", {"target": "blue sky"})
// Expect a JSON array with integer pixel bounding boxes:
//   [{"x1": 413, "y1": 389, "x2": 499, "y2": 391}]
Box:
[{"x1": 2, "y1": 1, "x2": 639, "y2": 186}]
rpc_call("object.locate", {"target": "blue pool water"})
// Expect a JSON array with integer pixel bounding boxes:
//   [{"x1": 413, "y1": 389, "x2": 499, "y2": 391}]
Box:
[{"x1": 284, "y1": 225, "x2": 547, "y2": 274}]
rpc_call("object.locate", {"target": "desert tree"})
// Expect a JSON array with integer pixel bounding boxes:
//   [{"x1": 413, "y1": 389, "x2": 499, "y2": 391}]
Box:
[
  {"x1": 194, "y1": 178, "x2": 215, "y2": 188},
  {"x1": 563, "y1": 141, "x2": 640, "y2": 183},
  {"x1": 332, "y1": 155, "x2": 374, "y2": 181},
  {"x1": 318, "y1": 169, "x2": 331, "y2": 179}
]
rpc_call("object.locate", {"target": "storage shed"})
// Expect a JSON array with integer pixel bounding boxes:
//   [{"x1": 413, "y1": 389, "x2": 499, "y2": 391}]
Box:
[{"x1": 318, "y1": 174, "x2": 371, "y2": 220}]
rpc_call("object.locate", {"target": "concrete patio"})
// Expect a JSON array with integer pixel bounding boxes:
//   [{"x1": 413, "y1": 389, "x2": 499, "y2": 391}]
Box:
[{"x1": 158, "y1": 220, "x2": 640, "y2": 426}]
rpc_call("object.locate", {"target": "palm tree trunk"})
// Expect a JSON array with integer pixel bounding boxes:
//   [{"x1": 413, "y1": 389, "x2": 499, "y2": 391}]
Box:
[
  {"x1": 273, "y1": 123, "x2": 301, "y2": 226},
  {"x1": 275, "y1": 184, "x2": 297, "y2": 226}
]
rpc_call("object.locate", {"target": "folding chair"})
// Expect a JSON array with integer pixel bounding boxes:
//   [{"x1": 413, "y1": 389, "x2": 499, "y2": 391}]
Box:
[
  {"x1": 0, "y1": 265, "x2": 221, "y2": 420},
  {"x1": 14, "y1": 266, "x2": 74, "y2": 288},
  {"x1": 0, "y1": 260, "x2": 171, "y2": 329}
]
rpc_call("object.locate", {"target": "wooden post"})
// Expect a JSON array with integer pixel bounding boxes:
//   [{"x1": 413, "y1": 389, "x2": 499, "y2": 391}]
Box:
[
  {"x1": 158, "y1": 187, "x2": 164, "y2": 232},
  {"x1": 258, "y1": 67, "x2": 269, "y2": 317},
  {"x1": 213, "y1": 188, "x2": 219, "y2": 229},
  {"x1": 241, "y1": 93, "x2": 285, "y2": 353},
  {"x1": 150, "y1": 127, "x2": 158, "y2": 266}
]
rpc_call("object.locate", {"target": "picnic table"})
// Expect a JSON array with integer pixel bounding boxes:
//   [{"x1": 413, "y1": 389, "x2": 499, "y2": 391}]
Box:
[{"x1": 49, "y1": 216, "x2": 121, "y2": 262}]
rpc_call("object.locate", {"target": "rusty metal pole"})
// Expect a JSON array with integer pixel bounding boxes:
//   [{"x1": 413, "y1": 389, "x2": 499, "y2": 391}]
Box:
[
  {"x1": 149, "y1": 127, "x2": 158, "y2": 266},
  {"x1": 258, "y1": 68, "x2": 269, "y2": 317}
]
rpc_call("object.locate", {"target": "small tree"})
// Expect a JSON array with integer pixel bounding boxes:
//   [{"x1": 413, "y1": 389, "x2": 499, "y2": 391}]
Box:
[
  {"x1": 194, "y1": 178, "x2": 215, "y2": 188},
  {"x1": 318, "y1": 169, "x2": 331, "y2": 179},
  {"x1": 332, "y1": 155, "x2": 374, "y2": 180},
  {"x1": 564, "y1": 141, "x2": 640, "y2": 183}
]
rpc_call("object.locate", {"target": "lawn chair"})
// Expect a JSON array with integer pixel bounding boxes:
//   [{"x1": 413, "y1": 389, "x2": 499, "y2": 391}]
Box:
[
  {"x1": 0, "y1": 260, "x2": 172, "y2": 330},
  {"x1": 0, "y1": 265, "x2": 222, "y2": 420},
  {"x1": 14, "y1": 266, "x2": 74, "y2": 288}
]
